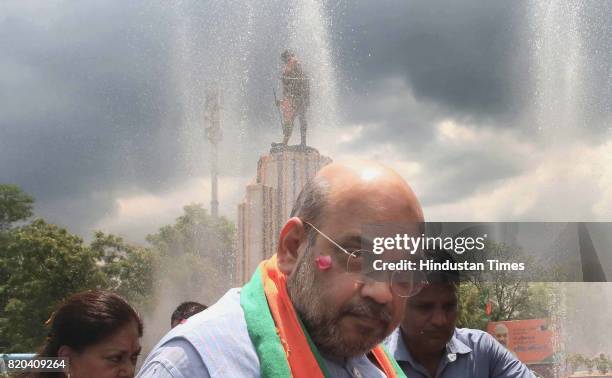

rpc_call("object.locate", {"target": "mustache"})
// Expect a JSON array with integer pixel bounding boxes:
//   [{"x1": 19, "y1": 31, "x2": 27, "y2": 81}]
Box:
[{"x1": 343, "y1": 301, "x2": 392, "y2": 325}]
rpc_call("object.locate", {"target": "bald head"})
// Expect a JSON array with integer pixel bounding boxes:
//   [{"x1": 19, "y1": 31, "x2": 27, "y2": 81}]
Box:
[
  {"x1": 291, "y1": 161, "x2": 423, "y2": 228},
  {"x1": 281, "y1": 162, "x2": 424, "y2": 357},
  {"x1": 495, "y1": 324, "x2": 509, "y2": 333},
  {"x1": 494, "y1": 324, "x2": 509, "y2": 346}
]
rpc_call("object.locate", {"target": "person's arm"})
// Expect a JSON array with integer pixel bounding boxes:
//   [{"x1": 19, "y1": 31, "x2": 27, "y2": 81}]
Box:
[
  {"x1": 484, "y1": 333, "x2": 535, "y2": 378},
  {"x1": 137, "y1": 361, "x2": 180, "y2": 378},
  {"x1": 137, "y1": 339, "x2": 211, "y2": 378}
]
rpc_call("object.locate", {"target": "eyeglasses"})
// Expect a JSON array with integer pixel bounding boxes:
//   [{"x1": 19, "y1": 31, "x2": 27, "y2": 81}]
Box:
[{"x1": 303, "y1": 221, "x2": 428, "y2": 298}]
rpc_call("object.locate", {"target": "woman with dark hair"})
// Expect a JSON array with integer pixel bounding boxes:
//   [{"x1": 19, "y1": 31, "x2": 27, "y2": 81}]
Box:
[{"x1": 33, "y1": 290, "x2": 143, "y2": 378}]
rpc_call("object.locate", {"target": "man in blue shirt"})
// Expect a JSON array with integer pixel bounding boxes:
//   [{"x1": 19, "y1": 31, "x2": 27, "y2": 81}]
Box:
[
  {"x1": 138, "y1": 162, "x2": 425, "y2": 377},
  {"x1": 385, "y1": 250, "x2": 535, "y2": 378}
]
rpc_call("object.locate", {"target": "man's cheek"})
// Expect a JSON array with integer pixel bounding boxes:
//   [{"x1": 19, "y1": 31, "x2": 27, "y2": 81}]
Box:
[
  {"x1": 332, "y1": 280, "x2": 362, "y2": 304},
  {"x1": 319, "y1": 287, "x2": 345, "y2": 316},
  {"x1": 390, "y1": 298, "x2": 407, "y2": 326},
  {"x1": 402, "y1": 311, "x2": 425, "y2": 335}
]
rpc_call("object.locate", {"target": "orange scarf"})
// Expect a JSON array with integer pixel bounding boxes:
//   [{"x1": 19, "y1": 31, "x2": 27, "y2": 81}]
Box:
[{"x1": 240, "y1": 254, "x2": 405, "y2": 378}]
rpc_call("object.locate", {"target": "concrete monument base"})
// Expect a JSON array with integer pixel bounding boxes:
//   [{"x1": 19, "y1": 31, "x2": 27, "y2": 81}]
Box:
[{"x1": 236, "y1": 145, "x2": 332, "y2": 283}]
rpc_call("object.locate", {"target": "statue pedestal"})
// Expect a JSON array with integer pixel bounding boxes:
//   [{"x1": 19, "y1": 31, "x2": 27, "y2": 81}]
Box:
[{"x1": 236, "y1": 145, "x2": 332, "y2": 283}]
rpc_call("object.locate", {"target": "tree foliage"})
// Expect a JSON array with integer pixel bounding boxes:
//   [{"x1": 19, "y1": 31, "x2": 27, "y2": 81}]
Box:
[
  {"x1": 585, "y1": 356, "x2": 595, "y2": 373},
  {"x1": 147, "y1": 204, "x2": 234, "y2": 259},
  {"x1": 0, "y1": 186, "x2": 157, "y2": 352},
  {"x1": 595, "y1": 353, "x2": 611, "y2": 374},
  {"x1": 566, "y1": 353, "x2": 612, "y2": 375},
  {"x1": 90, "y1": 232, "x2": 157, "y2": 310},
  {"x1": 0, "y1": 219, "x2": 105, "y2": 351},
  {"x1": 146, "y1": 204, "x2": 236, "y2": 304},
  {"x1": 456, "y1": 240, "x2": 556, "y2": 329},
  {"x1": 457, "y1": 281, "x2": 489, "y2": 330},
  {"x1": 0, "y1": 187, "x2": 234, "y2": 352},
  {"x1": 457, "y1": 281, "x2": 555, "y2": 330},
  {"x1": 566, "y1": 353, "x2": 586, "y2": 374},
  {"x1": 0, "y1": 184, "x2": 34, "y2": 230}
]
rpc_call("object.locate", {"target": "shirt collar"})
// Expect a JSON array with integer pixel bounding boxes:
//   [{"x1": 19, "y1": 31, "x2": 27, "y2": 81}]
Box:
[
  {"x1": 446, "y1": 329, "x2": 472, "y2": 355},
  {"x1": 392, "y1": 328, "x2": 472, "y2": 364},
  {"x1": 390, "y1": 328, "x2": 413, "y2": 364}
]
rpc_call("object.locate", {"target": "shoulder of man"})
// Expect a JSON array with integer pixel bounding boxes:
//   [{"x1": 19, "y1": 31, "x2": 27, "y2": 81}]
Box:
[
  {"x1": 454, "y1": 328, "x2": 535, "y2": 378},
  {"x1": 453, "y1": 327, "x2": 512, "y2": 358},
  {"x1": 453, "y1": 328, "x2": 494, "y2": 345},
  {"x1": 138, "y1": 288, "x2": 260, "y2": 378}
]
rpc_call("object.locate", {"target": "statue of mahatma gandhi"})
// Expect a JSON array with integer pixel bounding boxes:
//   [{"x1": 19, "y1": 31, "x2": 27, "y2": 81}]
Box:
[{"x1": 272, "y1": 50, "x2": 311, "y2": 152}]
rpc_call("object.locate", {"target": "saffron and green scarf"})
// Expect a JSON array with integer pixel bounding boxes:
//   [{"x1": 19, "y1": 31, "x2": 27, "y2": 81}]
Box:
[{"x1": 240, "y1": 254, "x2": 406, "y2": 378}]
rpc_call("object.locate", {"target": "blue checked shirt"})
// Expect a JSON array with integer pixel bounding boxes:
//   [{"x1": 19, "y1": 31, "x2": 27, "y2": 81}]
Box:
[
  {"x1": 138, "y1": 288, "x2": 391, "y2": 378},
  {"x1": 384, "y1": 327, "x2": 536, "y2": 378}
]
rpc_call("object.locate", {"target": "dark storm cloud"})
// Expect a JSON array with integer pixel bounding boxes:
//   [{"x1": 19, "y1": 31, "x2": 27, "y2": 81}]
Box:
[
  {"x1": 327, "y1": 0, "x2": 609, "y2": 133},
  {"x1": 328, "y1": 0, "x2": 530, "y2": 120},
  {"x1": 314, "y1": 1, "x2": 535, "y2": 203},
  {"x1": 417, "y1": 149, "x2": 526, "y2": 206},
  {"x1": 0, "y1": 1, "x2": 609, "y2": 238},
  {"x1": 323, "y1": 0, "x2": 610, "y2": 205},
  {"x1": 0, "y1": 1, "x2": 305, "y2": 236},
  {"x1": 0, "y1": 2, "x2": 190, "y2": 233}
]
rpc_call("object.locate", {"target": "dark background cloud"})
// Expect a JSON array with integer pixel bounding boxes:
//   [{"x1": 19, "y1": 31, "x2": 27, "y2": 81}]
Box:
[
  {"x1": 0, "y1": 1, "x2": 609, "y2": 238},
  {"x1": 0, "y1": 2, "x2": 183, "y2": 234},
  {"x1": 328, "y1": 1, "x2": 530, "y2": 119}
]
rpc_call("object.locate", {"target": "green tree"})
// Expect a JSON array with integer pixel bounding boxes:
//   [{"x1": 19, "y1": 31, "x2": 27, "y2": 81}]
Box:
[
  {"x1": 457, "y1": 281, "x2": 555, "y2": 330},
  {"x1": 585, "y1": 357, "x2": 594, "y2": 373},
  {"x1": 595, "y1": 353, "x2": 610, "y2": 374},
  {"x1": 565, "y1": 353, "x2": 585, "y2": 374},
  {"x1": 0, "y1": 219, "x2": 105, "y2": 351},
  {"x1": 0, "y1": 185, "x2": 34, "y2": 230},
  {"x1": 0, "y1": 186, "x2": 158, "y2": 352},
  {"x1": 146, "y1": 204, "x2": 236, "y2": 304},
  {"x1": 456, "y1": 281, "x2": 488, "y2": 330},
  {"x1": 486, "y1": 281, "x2": 554, "y2": 322},
  {"x1": 457, "y1": 241, "x2": 555, "y2": 329},
  {"x1": 147, "y1": 205, "x2": 234, "y2": 257},
  {"x1": 89, "y1": 232, "x2": 157, "y2": 311}
]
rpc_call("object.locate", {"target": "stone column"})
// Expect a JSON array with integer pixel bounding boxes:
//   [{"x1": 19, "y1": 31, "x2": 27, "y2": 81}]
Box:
[{"x1": 236, "y1": 146, "x2": 332, "y2": 283}]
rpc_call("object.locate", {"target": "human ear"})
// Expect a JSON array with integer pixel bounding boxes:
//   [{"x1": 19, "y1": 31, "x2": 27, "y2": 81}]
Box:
[
  {"x1": 277, "y1": 217, "x2": 306, "y2": 275},
  {"x1": 57, "y1": 345, "x2": 73, "y2": 359}
]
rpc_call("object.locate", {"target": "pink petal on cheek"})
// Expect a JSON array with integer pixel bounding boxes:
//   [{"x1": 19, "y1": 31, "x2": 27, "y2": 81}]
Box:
[{"x1": 315, "y1": 255, "x2": 333, "y2": 270}]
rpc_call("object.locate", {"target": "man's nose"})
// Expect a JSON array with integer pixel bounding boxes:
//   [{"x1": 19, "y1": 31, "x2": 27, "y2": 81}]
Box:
[
  {"x1": 430, "y1": 308, "x2": 448, "y2": 326},
  {"x1": 361, "y1": 280, "x2": 393, "y2": 304},
  {"x1": 118, "y1": 363, "x2": 136, "y2": 378}
]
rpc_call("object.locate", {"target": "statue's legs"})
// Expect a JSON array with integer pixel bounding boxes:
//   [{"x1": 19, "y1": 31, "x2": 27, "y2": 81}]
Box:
[
  {"x1": 298, "y1": 110, "x2": 307, "y2": 146},
  {"x1": 282, "y1": 119, "x2": 294, "y2": 145},
  {"x1": 281, "y1": 99, "x2": 295, "y2": 145}
]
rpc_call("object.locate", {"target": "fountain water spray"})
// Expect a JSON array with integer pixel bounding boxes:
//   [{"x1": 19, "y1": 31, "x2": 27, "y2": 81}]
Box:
[{"x1": 142, "y1": 0, "x2": 340, "y2": 354}]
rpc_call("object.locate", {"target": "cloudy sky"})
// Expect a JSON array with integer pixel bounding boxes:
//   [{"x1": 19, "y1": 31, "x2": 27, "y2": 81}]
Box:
[{"x1": 1, "y1": 0, "x2": 610, "y2": 243}]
